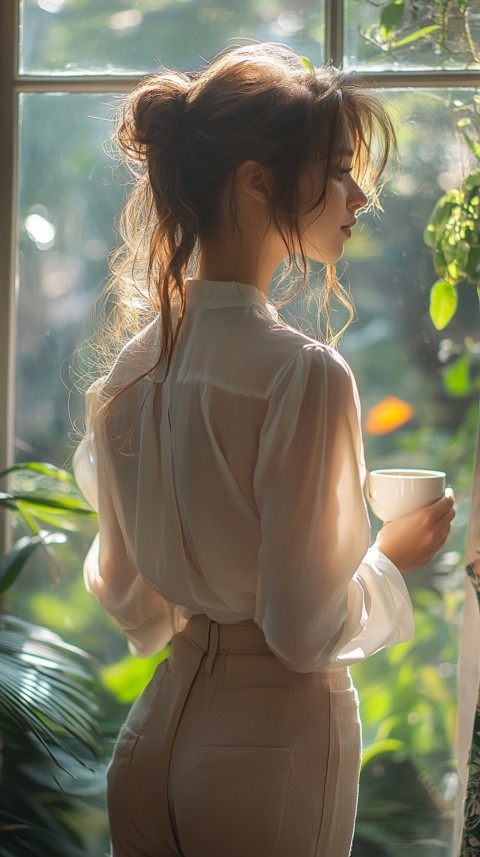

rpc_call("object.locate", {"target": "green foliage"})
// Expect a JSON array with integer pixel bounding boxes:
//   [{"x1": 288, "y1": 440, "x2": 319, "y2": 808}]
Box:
[
  {"x1": 0, "y1": 531, "x2": 66, "y2": 592},
  {"x1": 365, "y1": 2, "x2": 480, "y2": 404},
  {"x1": 0, "y1": 461, "x2": 96, "y2": 532},
  {"x1": 355, "y1": 1, "x2": 478, "y2": 372},
  {"x1": 422, "y1": 109, "x2": 480, "y2": 396},
  {"x1": 0, "y1": 462, "x2": 104, "y2": 856},
  {"x1": 365, "y1": 1, "x2": 480, "y2": 336},
  {"x1": 380, "y1": 0, "x2": 405, "y2": 40},
  {"x1": 389, "y1": 24, "x2": 441, "y2": 49},
  {"x1": 1, "y1": 743, "x2": 106, "y2": 857},
  {"x1": 101, "y1": 648, "x2": 169, "y2": 704},
  {"x1": 442, "y1": 349, "x2": 474, "y2": 397},
  {"x1": 424, "y1": 130, "x2": 480, "y2": 329},
  {"x1": 0, "y1": 615, "x2": 99, "y2": 765},
  {"x1": 299, "y1": 55, "x2": 315, "y2": 73},
  {"x1": 429, "y1": 280, "x2": 458, "y2": 330},
  {"x1": 464, "y1": 134, "x2": 480, "y2": 160},
  {"x1": 350, "y1": 579, "x2": 463, "y2": 854},
  {"x1": 359, "y1": 0, "x2": 478, "y2": 67},
  {"x1": 353, "y1": 741, "x2": 448, "y2": 856}
]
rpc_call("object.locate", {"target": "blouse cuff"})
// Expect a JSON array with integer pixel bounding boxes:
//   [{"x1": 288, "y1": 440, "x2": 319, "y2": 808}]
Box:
[
  {"x1": 365, "y1": 544, "x2": 402, "y2": 579},
  {"x1": 333, "y1": 546, "x2": 415, "y2": 665}
]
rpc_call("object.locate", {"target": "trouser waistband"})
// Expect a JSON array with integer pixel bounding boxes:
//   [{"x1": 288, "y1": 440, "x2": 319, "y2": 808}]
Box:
[{"x1": 180, "y1": 614, "x2": 271, "y2": 676}]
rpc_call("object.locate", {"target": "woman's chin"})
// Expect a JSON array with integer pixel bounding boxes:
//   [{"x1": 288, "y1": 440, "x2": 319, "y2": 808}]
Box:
[{"x1": 308, "y1": 248, "x2": 345, "y2": 265}]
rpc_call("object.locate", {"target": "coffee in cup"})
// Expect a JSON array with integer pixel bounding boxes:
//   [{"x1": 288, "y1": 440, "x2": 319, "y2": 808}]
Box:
[{"x1": 366, "y1": 468, "x2": 446, "y2": 521}]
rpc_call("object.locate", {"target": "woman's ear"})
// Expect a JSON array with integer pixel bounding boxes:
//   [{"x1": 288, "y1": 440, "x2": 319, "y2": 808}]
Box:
[{"x1": 235, "y1": 160, "x2": 270, "y2": 205}]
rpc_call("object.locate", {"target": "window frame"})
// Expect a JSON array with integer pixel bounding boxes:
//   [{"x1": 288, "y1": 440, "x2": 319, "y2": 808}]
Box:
[{"x1": 1, "y1": 0, "x2": 480, "y2": 556}]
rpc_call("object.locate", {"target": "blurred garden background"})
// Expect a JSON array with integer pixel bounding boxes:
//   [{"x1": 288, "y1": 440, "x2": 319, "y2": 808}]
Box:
[{"x1": 1, "y1": 0, "x2": 480, "y2": 854}]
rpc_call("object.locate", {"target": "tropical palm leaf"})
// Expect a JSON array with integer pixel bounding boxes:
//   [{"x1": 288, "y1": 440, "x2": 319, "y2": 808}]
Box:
[
  {"x1": 0, "y1": 461, "x2": 96, "y2": 527},
  {"x1": 0, "y1": 807, "x2": 91, "y2": 857},
  {"x1": 0, "y1": 462, "x2": 106, "y2": 854},
  {"x1": 0, "y1": 615, "x2": 99, "y2": 769},
  {"x1": 0, "y1": 532, "x2": 66, "y2": 593},
  {"x1": 17, "y1": 746, "x2": 108, "y2": 796},
  {"x1": 0, "y1": 462, "x2": 77, "y2": 481}
]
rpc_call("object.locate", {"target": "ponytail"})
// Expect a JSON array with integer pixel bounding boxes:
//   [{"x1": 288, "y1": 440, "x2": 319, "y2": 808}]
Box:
[{"x1": 111, "y1": 72, "x2": 196, "y2": 372}]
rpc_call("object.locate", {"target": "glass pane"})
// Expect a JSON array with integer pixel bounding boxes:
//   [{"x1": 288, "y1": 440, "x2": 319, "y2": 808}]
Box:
[
  {"x1": 20, "y1": 0, "x2": 325, "y2": 76},
  {"x1": 345, "y1": 0, "x2": 480, "y2": 70},
  {"x1": 17, "y1": 93, "x2": 120, "y2": 463},
  {"x1": 15, "y1": 92, "x2": 125, "y2": 856},
  {"x1": 343, "y1": 90, "x2": 476, "y2": 845}
]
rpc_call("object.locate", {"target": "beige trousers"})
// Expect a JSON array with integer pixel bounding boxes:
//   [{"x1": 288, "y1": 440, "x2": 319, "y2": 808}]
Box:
[{"x1": 107, "y1": 614, "x2": 361, "y2": 857}]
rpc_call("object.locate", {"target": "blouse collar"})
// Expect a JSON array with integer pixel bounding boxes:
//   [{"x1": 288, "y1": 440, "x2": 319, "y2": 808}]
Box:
[{"x1": 186, "y1": 279, "x2": 269, "y2": 312}]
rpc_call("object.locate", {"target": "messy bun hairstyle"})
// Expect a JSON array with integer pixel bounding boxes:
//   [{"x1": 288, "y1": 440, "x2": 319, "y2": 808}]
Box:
[{"x1": 99, "y1": 42, "x2": 395, "y2": 378}]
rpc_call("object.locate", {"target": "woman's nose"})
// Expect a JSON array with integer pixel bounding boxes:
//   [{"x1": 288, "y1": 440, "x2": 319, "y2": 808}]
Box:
[{"x1": 348, "y1": 179, "x2": 368, "y2": 211}]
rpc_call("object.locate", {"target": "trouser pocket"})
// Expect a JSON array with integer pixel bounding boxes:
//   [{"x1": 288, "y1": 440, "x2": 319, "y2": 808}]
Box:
[
  {"x1": 191, "y1": 744, "x2": 294, "y2": 857},
  {"x1": 172, "y1": 685, "x2": 294, "y2": 857}
]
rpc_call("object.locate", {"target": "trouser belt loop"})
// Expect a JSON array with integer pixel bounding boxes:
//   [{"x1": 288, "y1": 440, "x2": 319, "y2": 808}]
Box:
[{"x1": 205, "y1": 620, "x2": 219, "y2": 677}]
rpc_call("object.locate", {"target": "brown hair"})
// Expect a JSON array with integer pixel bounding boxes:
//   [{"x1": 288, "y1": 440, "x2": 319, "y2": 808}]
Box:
[{"x1": 96, "y1": 42, "x2": 395, "y2": 383}]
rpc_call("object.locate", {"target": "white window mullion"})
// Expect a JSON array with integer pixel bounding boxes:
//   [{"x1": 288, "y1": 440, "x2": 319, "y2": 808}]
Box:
[
  {"x1": 356, "y1": 70, "x2": 480, "y2": 88},
  {"x1": 326, "y1": 0, "x2": 344, "y2": 67},
  {"x1": 14, "y1": 76, "x2": 141, "y2": 94},
  {"x1": 0, "y1": 0, "x2": 19, "y2": 558}
]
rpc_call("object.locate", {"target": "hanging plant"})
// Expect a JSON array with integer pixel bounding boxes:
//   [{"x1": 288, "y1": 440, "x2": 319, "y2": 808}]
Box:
[{"x1": 424, "y1": 113, "x2": 480, "y2": 330}]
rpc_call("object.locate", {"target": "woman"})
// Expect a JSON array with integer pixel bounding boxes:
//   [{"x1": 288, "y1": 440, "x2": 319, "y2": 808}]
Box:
[{"x1": 74, "y1": 43, "x2": 455, "y2": 857}]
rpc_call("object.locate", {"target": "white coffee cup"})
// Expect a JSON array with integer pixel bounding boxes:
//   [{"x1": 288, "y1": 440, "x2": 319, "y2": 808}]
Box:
[{"x1": 366, "y1": 468, "x2": 446, "y2": 521}]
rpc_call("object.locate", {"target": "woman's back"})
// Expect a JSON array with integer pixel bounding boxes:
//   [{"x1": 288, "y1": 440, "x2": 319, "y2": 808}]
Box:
[
  {"x1": 82, "y1": 277, "x2": 416, "y2": 675},
  {"x1": 97, "y1": 277, "x2": 357, "y2": 608}
]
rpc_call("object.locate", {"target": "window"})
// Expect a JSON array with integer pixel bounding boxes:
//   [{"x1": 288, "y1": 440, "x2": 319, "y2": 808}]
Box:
[{"x1": 1, "y1": 2, "x2": 479, "y2": 854}]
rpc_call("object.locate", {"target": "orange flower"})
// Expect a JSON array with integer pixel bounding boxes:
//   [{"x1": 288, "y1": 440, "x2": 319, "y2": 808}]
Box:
[{"x1": 365, "y1": 396, "x2": 415, "y2": 435}]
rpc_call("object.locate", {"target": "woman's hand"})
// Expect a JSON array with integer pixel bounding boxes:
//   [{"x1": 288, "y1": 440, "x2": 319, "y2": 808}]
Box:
[{"x1": 374, "y1": 491, "x2": 456, "y2": 574}]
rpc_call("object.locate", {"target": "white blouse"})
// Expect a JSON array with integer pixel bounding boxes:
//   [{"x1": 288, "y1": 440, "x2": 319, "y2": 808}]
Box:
[{"x1": 73, "y1": 278, "x2": 414, "y2": 672}]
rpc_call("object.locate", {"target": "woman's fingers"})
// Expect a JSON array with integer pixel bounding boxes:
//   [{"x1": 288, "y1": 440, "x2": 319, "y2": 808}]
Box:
[
  {"x1": 376, "y1": 490, "x2": 456, "y2": 573},
  {"x1": 421, "y1": 491, "x2": 455, "y2": 522}
]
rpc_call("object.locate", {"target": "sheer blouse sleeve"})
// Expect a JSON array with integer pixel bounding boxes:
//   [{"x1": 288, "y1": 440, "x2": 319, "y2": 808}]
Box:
[
  {"x1": 73, "y1": 379, "x2": 186, "y2": 657},
  {"x1": 253, "y1": 345, "x2": 414, "y2": 673}
]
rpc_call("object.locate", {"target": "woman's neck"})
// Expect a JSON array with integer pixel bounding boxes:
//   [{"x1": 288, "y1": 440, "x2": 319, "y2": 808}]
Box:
[{"x1": 196, "y1": 216, "x2": 284, "y2": 298}]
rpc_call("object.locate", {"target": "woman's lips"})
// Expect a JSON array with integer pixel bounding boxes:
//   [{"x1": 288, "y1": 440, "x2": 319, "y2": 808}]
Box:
[{"x1": 341, "y1": 219, "x2": 356, "y2": 238}]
